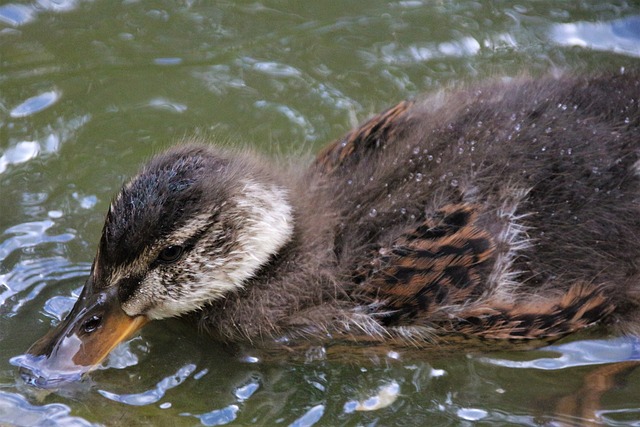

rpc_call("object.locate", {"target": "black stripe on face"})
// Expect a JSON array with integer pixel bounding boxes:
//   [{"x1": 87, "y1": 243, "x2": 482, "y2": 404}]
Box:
[
  {"x1": 115, "y1": 212, "x2": 220, "y2": 307},
  {"x1": 150, "y1": 212, "x2": 220, "y2": 270}
]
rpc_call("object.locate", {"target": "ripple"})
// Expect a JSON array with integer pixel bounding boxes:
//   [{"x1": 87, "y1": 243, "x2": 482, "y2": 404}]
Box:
[
  {"x1": 344, "y1": 381, "x2": 400, "y2": 413},
  {"x1": 10, "y1": 90, "x2": 60, "y2": 118},
  {"x1": 1, "y1": 114, "x2": 92, "y2": 174},
  {"x1": 0, "y1": 141, "x2": 40, "y2": 174},
  {"x1": 0, "y1": 257, "x2": 89, "y2": 316},
  {"x1": 289, "y1": 404, "x2": 325, "y2": 427},
  {"x1": 480, "y1": 336, "x2": 640, "y2": 370},
  {"x1": 0, "y1": 0, "x2": 83, "y2": 27},
  {"x1": 551, "y1": 16, "x2": 640, "y2": 58},
  {"x1": 252, "y1": 61, "x2": 302, "y2": 78},
  {"x1": 457, "y1": 407, "x2": 489, "y2": 421},
  {"x1": 153, "y1": 57, "x2": 183, "y2": 65},
  {"x1": 368, "y1": 36, "x2": 481, "y2": 66},
  {"x1": 0, "y1": 390, "x2": 95, "y2": 427},
  {"x1": 234, "y1": 377, "x2": 260, "y2": 401},
  {"x1": 98, "y1": 363, "x2": 197, "y2": 406},
  {"x1": 0, "y1": 4, "x2": 35, "y2": 26},
  {"x1": 254, "y1": 100, "x2": 315, "y2": 140},
  {"x1": 194, "y1": 404, "x2": 239, "y2": 426},
  {"x1": 148, "y1": 98, "x2": 188, "y2": 113},
  {"x1": 0, "y1": 220, "x2": 75, "y2": 261}
]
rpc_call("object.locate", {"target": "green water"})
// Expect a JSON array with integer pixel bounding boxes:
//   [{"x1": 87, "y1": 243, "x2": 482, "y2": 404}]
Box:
[{"x1": 2, "y1": 1, "x2": 640, "y2": 425}]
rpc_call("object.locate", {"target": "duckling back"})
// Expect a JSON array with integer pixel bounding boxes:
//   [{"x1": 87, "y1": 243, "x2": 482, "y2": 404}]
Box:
[{"x1": 309, "y1": 72, "x2": 640, "y2": 341}]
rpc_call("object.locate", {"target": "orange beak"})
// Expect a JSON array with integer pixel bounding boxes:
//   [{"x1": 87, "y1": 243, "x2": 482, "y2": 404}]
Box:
[{"x1": 17, "y1": 282, "x2": 148, "y2": 388}]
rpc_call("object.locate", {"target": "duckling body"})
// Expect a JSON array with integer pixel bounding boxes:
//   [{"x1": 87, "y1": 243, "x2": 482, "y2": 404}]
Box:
[
  {"x1": 22, "y1": 72, "x2": 640, "y2": 384},
  {"x1": 197, "y1": 72, "x2": 640, "y2": 344}
]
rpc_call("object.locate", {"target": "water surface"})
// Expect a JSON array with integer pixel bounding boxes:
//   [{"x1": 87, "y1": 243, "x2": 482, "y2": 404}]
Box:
[{"x1": 2, "y1": 1, "x2": 640, "y2": 425}]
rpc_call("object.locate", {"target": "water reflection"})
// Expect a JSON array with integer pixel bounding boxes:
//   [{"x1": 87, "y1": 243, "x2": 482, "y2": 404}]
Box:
[
  {"x1": 0, "y1": 0, "x2": 83, "y2": 26},
  {"x1": 10, "y1": 90, "x2": 60, "y2": 118},
  {"x1": 0, "y1": 257, "x2": 88, "y2": 317},
  {"x1": 0, "y1": 390, "x2": 95, "y2": 427},
  {"x1": 551, "y1": 16, "x2": 640, "y2": 58},
  {"x1": 98, "y1": 364, "x2": 197, "y2": 406},
  {"x1": 2, "y1": 0, "x2": 640, "y2": 425},
  {"x1": 481, "y1": 336, "x2": 640, "y2": 370}
]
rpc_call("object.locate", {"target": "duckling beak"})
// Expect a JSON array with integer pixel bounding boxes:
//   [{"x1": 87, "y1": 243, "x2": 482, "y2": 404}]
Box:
[{"x1": 17, "y1": 283, "x2": 148, "y2": 388}]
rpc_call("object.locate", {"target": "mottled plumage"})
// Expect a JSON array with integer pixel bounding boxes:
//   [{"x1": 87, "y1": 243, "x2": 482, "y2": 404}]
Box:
[{"x1": 22, "y1": 71, "x2": 640, "y2": 386}]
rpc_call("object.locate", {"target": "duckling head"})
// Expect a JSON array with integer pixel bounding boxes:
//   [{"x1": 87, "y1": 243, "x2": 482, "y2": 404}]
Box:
[{"x1": 19, "y1": 143, "x2": 294, "y2": 387}]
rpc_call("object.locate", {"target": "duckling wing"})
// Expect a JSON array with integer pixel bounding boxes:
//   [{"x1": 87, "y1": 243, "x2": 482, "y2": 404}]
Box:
[
  {"x1": 354, "y1": 203, "x2": 495, "y2": 325},
  {"x1": 353, "y1": 203, "x2": 615, "y2": 341},
  {"x1": 315, "y1": 100, "x2": 414, "y2": 174}
]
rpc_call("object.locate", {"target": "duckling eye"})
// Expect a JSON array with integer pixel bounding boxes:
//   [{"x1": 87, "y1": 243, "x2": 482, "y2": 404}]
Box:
[
  {"x1": 157, "y1": 245, "x2": 184, "y2": 264},
  {"x1": 82, "y1": 315, "x2": 102, "y2": 334}
]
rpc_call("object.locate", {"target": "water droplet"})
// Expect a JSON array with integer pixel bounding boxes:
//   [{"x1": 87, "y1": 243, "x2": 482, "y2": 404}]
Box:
[
  {"x1": 545, "y1": 127, "x2": 552, "y2": 134},
  {"x1": 450, "y1": 179, "x2": 459, "y2": 187},
  {"x1": 625, "y1": 117, "x2": 630, "y2": 124},
  {"x1": 347, "y1": 179, "x2": 353, "y2": 185},
  {"x1": 400, "y1": 208, "x2": 407, "y2": 215},
  {"x1": 415, "y1": 173, "x2": 423, "y2": 182},
  {"x1": 427, "y1": 155, "x2": 434, "y2": 161},
  {"x1": 435, "y1": 157, "x2": 442, "y2": 164},
  {"x1": 412, "y1": 146, "x2": 420, "y2": 155},
  {"x1": 541, "y1": 146, "x2": 547, "y2": 152},
  {"x1": 369, "y1": 208, "x2": 378, "y2": 217}
]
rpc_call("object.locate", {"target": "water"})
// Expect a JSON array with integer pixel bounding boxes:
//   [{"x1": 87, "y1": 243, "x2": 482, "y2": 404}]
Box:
[{"x1": 1, "y1": 0, "x2": 640, "y2": 425}]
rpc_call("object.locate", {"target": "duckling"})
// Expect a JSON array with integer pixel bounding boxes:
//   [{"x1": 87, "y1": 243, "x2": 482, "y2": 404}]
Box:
[{"x1": 21, "y1": 71, "x2": 640, "y2": 385}]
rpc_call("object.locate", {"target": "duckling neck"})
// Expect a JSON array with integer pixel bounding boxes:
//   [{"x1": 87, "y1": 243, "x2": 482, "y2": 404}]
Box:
[{"x1": 226, "y1": 179, "x2": 295, "y2": 287}]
